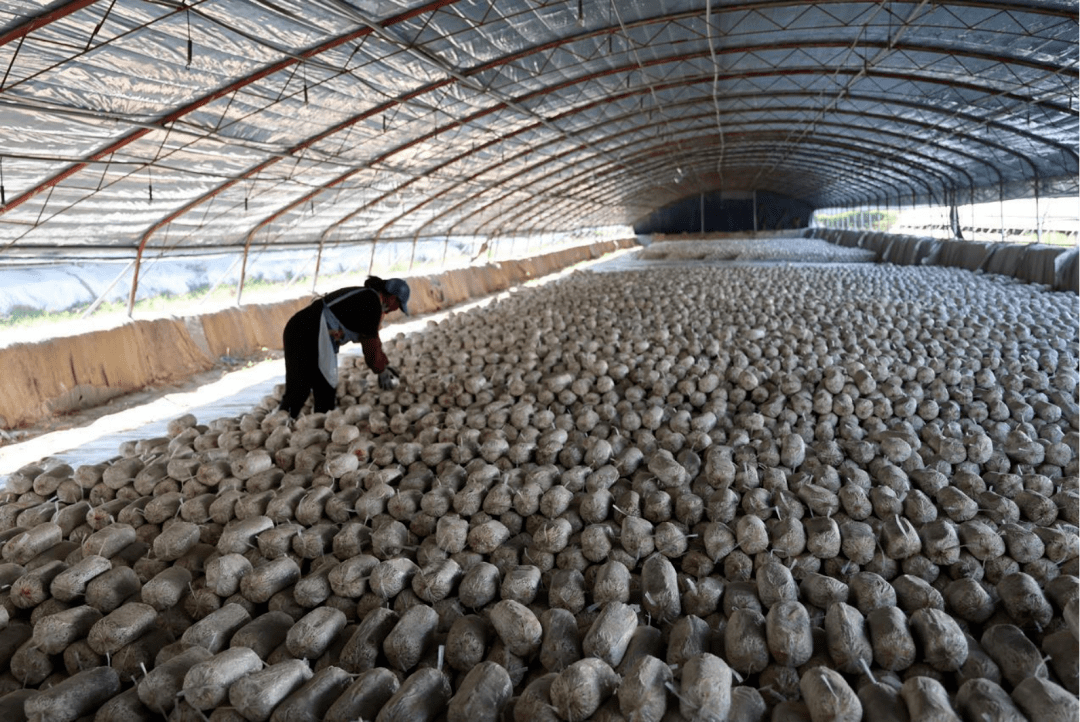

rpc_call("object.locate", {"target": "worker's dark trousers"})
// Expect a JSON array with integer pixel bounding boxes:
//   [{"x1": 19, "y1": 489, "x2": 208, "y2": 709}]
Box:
[{"x1": 280, "y1": 303, "x2": 338, "y2": 417}]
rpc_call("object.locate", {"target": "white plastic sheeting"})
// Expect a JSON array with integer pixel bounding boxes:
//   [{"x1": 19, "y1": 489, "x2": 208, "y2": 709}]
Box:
[
  {"x1": 0, "y1": 240, "x2": 442, "y2": 317},
  {"x1": 0, "y1": 0, "x2": 1076, "y2": 259}
]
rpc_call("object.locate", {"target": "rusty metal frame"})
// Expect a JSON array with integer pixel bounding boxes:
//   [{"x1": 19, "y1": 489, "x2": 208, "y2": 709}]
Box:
[
  {"x1": 235, "y1": 58, "x2": 1072, "y2": 258},
  {"x1": 388, "y1": 88, "x2": 1039, "y2": 242},
  {"x1": 0, "y1": 0, "x2": 99, "y2": 48},
  {"x1": 0, "y1": 0, "x2": 1070, "y2": 305},
  {"x1": 117, "y1": 0, "x2": 462, "y2": 313}
]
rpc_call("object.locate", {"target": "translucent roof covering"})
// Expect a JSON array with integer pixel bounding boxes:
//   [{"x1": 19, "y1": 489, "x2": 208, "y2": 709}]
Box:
[{"x1": 0, "y1": 0, "x2": 1076, "y2": 256}]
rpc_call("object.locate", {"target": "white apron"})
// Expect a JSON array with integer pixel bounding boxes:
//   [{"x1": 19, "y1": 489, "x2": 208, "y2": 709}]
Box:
[{"x1": 316, "y1": 289, "x2": 365, "y2": 388}]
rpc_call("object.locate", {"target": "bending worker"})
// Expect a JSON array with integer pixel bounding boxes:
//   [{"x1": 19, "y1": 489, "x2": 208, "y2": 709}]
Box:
[{"x1": 279, "y1": 276, "x2": 410, "y2": 417}]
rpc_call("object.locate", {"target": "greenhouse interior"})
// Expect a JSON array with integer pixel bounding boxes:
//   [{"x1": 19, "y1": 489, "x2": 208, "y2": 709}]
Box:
[{"x1": 0, "y1": 1, "x2": 1077, "y2": 721}]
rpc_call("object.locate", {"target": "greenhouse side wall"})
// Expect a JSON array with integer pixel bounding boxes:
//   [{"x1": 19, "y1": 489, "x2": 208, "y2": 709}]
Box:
[
  {"x1": 0, "y1": 238, "x2": 636, "y2": 430},
  {"x1": 0, "y1": 317, "x2": 216, "y2": 430},
  {"x1": 809, "y1": 228, "x2": 1079, "y2": 293}
]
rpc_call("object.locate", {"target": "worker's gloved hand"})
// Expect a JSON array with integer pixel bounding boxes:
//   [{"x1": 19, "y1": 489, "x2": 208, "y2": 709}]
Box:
[{"x1": 378, "y1": 366, "x2": 399, "y2": 390}]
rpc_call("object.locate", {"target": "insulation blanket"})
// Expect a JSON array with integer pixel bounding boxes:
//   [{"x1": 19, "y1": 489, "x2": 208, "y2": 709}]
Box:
[{"x1": 0, "y1": 318, "x2": 214, "y2": 429}]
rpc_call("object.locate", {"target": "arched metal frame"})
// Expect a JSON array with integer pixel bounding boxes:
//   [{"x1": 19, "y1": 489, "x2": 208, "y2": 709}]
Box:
[{"x1": 0, "y1": 0, "x2": 1074, "y2": 308}]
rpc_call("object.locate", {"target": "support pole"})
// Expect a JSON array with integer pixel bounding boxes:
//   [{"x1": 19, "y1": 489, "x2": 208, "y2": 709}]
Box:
[
  {"x1": 127, "y1": 249, "x2": 145, "y2": 317},
  {"x1": 236, "y1": 231, "x2": 256, "y2": 306},
  {"x1": 284, "y1": 251, "x2": 316, "y2": 290},
  {"x1": 367, "y1": 237, "x2": 378, "y2": 276},
  {"x1": 1034, "y1": 174, "x2": 1042, "y2": 244},
  {"x1": 312, "y1": 234, "x2": 326, "y2": 293},
  {"x1": 408, "y1": 233, "x2": 419, "y2": 271},
  {"x1": 200, "y1": 253, "x2": 245, "y2": 305},
  {"x1": 949, "y1": 187, "x2": 963, "y2": 239},
  {"x1": 85, "y1": 259, "x2": 136, "y2": 319},
  {"x1": 752, "y1": 189, "x2": 758, "y2": 232},
  {"x1": 970, "y1": 181, "x2": 976, "y2": 240},
  {"x1": 999, "y1": 179, "x2": 1006, "y2": 244}
]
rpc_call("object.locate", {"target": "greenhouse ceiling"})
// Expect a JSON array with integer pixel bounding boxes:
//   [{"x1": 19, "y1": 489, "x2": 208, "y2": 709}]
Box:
[{"x1": 0, "y1": 0, "x2": 1076, "y2": 256}]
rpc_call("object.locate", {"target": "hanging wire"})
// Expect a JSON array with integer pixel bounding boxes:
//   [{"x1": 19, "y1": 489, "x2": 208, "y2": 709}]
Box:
[
  {"x1": 86, "y1": 0, "x2": 119, "y2": 52},
  {"x1": 185, "y1": 2, "x2": 193, "y2": 66},
  {"x1": 1, "y1": 35, "x2": 26, "y2": 91},
  {"x1": 609, "y1": 0, "x2": 689, "y2": 195},
  {"x1": 705, "y1": 0, "x2": 725, "y2": 190},
  {"x1": 245, "y1": 172, "x2": 257, "y2": 213}
]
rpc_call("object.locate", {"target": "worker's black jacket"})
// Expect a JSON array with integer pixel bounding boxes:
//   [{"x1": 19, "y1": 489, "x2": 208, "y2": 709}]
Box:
[{"x1": 286, "y1": 286, "x2": 389, "y2": 372}]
